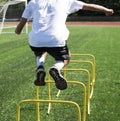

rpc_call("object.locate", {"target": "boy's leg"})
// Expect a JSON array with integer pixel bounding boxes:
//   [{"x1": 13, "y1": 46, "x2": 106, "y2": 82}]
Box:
[
  {"x1": 49, "y1": 65, "x2": 67, "y2": 90},
  {"x1": 30, "y1": 46, "x2": 47, "y2": 86},
  {"x1": 48, "y1": 45, "x2": 70, "y2": 90}
]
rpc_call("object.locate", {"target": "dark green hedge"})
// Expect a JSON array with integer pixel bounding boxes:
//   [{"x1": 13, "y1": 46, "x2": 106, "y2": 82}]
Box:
[
  {"x1": 28, "y1": 0, "x2": 120, "y2": 16},
  {"x1": 4, "y1": 0, "x2": 120, "y2": 19}
]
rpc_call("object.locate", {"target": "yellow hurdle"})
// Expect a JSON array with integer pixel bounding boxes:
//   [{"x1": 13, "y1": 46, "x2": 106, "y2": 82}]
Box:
[
  {"x1": 17, "y1": 80, "x2": 86, "y2": 121},
  {"x1": 45, "y1": 80, "x2": 87, "y2": 121},
  {"x1": 17, "y1": 99, "x2": 81, "y2": 121},
  {"x1": 57, "y1": 68, "x2": 91, "y2": 114},
  {"x1": 71, "y1": 54, "x2": 96, "y2": 98}
]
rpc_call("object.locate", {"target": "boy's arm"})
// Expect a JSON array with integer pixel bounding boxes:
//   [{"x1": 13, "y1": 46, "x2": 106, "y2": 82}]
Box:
[
  {"x1": 82, "y1": 3, "x2": 114, "y2": 16},
  {"x1": 15, "y1": 17, "x2": 27, "y2": 35}
]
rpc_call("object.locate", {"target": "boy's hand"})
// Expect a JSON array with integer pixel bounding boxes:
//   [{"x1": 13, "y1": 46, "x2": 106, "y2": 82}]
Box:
[{"x1": 105, "y1": 9, "x2": 114, "y2": 16}]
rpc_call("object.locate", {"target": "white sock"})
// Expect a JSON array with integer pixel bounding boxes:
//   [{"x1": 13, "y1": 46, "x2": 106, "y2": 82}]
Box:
[
  {"x1": 53, "y1": 61, "x2": 64, "y2": 70},
  {"x1": 36, "y1": 54, "x2": 46, "y2": 67}
]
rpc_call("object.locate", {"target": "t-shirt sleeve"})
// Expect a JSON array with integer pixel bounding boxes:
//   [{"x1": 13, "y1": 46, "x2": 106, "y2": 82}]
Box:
[
  {"x1": 68, "y1": 0, "x2": 85, "y2": 14},
  {"x1": 22, "y1": 1, "x2": 33, "y2": 19}
]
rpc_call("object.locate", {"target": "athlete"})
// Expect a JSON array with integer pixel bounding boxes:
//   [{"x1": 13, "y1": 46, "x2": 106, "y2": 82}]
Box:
[{"x1": 15, "y1": 0, "x2": 114, "y2": 90}]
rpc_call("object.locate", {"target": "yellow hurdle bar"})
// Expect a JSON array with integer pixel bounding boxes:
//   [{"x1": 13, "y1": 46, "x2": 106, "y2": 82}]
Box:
[
  {"x1": 47, "y1": 74, "x2": 52, "y2": 114},
  {"x1": 17, "y1": 99, "x2": 81, "y2": 121},
  {"x1": 36, "y1": 86, "x2": 40, "y2": 121}
]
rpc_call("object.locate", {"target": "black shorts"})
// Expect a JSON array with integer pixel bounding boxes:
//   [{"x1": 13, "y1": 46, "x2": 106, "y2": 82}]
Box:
[{"x1": 30, "y1": 45, "x2": 70, "y2": 61}]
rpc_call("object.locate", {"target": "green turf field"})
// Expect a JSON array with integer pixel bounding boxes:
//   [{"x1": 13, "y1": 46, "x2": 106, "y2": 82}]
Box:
[{"x1": 0, "y1": 25, "x2": 120, "y2": 121}]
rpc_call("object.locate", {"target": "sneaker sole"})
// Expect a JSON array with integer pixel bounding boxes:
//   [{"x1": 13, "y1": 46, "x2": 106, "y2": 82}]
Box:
[
  {"x1": 49, "y1": 68, "x2": 67, "y2": 90},
  {"x1": 34, "y1": 71, "x2": 46, "y2": 86}
]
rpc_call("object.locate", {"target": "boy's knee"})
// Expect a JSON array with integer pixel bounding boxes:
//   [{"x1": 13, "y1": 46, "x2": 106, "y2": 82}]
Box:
[
  {"x1": 64, "y1": 59, "x2": 70, "y2": 66},
  {"x1": 64, "y1": 52, "x2": 71, "y2": 66}
]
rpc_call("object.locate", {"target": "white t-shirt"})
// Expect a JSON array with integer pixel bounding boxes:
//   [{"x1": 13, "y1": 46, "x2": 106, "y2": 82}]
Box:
[{"x1": 22, "y1": 0, "x2": 84, "y2": 47}]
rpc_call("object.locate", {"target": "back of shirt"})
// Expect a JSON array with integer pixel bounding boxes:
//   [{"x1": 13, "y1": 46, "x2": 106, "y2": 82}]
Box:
[{"x1": 22, "y1": 0, "x2": 84, "y2": 47}]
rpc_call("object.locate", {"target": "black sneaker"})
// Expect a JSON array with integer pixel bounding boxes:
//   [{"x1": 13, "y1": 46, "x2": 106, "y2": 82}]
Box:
[
  {"x1": 34, "y1": 66, "x2": 46, "y2": 86},
  {"x1": 49, "y1": 67, "x2": 67, "y2": 90}
]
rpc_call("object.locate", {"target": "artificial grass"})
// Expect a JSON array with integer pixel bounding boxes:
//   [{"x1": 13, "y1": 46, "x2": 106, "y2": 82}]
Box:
[{"x1": 0, "y1": 26, "x2": 120, "y2": 121}]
